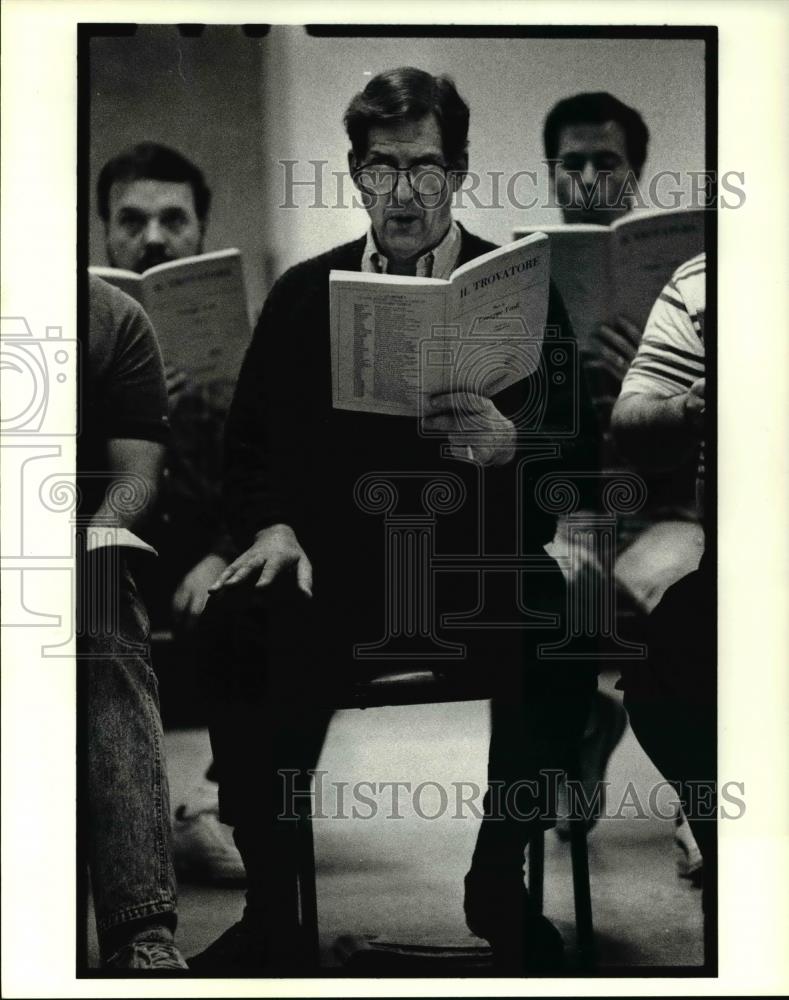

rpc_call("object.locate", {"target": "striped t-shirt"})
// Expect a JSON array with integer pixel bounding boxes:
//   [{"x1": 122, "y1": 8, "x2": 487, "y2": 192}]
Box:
[{"x1": 618, "y1": 253, "x2": 706, "y2": 513}]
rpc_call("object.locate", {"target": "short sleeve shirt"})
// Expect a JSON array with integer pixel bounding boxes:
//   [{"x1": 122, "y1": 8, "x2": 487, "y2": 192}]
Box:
[
  {"x1": 619, "y1": 253, "x2": 706, "y2": 514},
  {"x1": 80, "y1": 275, "x2": 169, "y2": 518},
  {"x1": 619, "y1": 253, "x2": 705, "y2": 400}
]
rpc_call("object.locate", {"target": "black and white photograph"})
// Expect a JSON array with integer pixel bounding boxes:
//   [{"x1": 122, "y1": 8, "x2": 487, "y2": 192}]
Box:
[{"x1": 1, "y1": 2, "x2": 787, "y2": 995}]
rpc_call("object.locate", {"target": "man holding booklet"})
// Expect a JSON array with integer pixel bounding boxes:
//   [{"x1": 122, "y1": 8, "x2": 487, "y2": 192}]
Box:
[
  {"x1": 94, "y1": 143, "x2": 246, "y2": 885},
  {"x1": 537, "y1": 92, "x2": 705, "y2": 877},
  {"x1": 196, "y1": 67, "x2": 599, "y2": 975}
]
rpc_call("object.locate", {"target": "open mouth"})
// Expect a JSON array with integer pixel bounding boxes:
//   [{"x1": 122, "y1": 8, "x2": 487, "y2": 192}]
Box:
[{"x1": 386, "y1": 212, "x2": 422, "y2": 225}]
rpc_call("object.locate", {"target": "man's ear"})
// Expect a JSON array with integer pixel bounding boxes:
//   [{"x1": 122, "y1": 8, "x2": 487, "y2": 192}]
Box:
[
  {"x1": 449, "y1": 153, "x2": 468, "y2": 192},
  {"x1": 348, "y1": 149, "x2": 360, "y2": 186}
]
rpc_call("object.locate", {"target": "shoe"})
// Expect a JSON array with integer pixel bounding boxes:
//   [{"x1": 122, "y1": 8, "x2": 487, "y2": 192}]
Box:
[
  {"x1": 104, "y1": 941, "x2": 188, "y2": 970},
  {"x1": 555, "y1": 691, "x2": 628, "y2": 841},
  {"x1": 464, "y1": 869, "x2": 564, "y2": 974},
  {"x1": 172, "y1": 803, "x2": 246, "y2": 885},
  {"x1": 674, "y1": 806, "x2": 703, "y2": 886},
  {"x1": 188, "y1": 919, "x2": 270, "y2": 975}
]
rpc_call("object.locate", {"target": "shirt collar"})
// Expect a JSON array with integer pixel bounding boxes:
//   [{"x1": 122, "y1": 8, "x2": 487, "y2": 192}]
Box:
[{"x1": 361, "y1": 220, "x2": 462, "y2": 280}]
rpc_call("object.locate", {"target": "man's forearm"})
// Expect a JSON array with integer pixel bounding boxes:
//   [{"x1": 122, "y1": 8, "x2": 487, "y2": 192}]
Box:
[
  {"x1": 90, "y1": 474, "x2": 159, "y2": 532},
  {"x1": 90, "y1": 439, "x2": 165, "y2": 533},
  {"x1": 611, "y1": 392, "x2": 696, "y2": 472}
]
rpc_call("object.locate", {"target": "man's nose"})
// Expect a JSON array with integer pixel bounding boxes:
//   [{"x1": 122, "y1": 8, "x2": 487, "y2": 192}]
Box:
[
  {"x1": 392, "y1": 170, "x2": 414, "y2": 204},
  {"x1": 143, "y1": 218, "x2": 165, "y2": 245},
  {"x1": 580, "y1": 161, "x2": 598, "y2": 187}
]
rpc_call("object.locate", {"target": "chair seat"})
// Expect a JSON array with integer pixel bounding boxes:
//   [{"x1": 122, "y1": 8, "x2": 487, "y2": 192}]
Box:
[{"x1": 340, "y1": 668, "x2": 492, "y2": 710}]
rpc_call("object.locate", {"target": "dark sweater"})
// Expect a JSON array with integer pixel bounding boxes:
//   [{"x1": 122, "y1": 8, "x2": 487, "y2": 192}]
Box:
[{"x1": 224, "y1": 225, "x2": 598, "y2": 601}]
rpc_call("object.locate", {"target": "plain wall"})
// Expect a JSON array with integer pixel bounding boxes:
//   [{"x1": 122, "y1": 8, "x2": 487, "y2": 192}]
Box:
[
  {"x1": 88, "y1": 26, "x2": 272, "y2": 320},
  {"x1": 262, "y1": 29, "x2": 706, "y2": 274},
  {"x1": 89, "y1": 26, "x2": 706, "y2": 308}
]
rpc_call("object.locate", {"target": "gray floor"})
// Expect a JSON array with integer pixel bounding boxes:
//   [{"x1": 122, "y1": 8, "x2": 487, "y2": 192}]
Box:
[{"x1": 88, "y1": 672, "x2": 703, "y2": 971}]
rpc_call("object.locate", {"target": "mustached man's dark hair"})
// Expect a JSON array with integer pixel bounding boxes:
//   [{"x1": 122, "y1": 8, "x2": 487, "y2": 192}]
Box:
[{"x1": 97, "y1": 142, "x2": 211, "y2": 220}]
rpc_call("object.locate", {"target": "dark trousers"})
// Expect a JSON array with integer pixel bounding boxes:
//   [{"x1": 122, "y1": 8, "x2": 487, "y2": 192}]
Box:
[
  {"x1": 621, "y1": 558, "x2": 716, "y2": 967},
  {"x1": 198, "y1": 558, "x2": 598, "y2": 931},
  {"x1": 197, "y1": 583, "x2": 332, "y2": 938},
  {"x1": 470, "y1": 559, "x2": 599, "y2": 871}
]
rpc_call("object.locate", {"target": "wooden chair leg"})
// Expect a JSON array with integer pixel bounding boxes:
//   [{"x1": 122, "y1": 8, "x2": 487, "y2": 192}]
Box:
[
  {"x1": 568, "y1": 816, "x2": 595, "y2": 969},
  {"x1": 528, "y1": 828, "x2": 545, "y2": 914},
  {"x1": 565, "y1": 746, "x2": 596, "y2": 969},
  {"x1": 295, "y1": 793, "x2": 321, "y2": 971}
]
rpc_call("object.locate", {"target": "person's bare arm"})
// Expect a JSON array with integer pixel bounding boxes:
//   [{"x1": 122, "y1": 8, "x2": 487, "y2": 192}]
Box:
[
  {"x1": 611, "y1": 377, "x2": 705, "y2": 472},
  {"x1": 90, "y1": 438, "x2": 165, "y2": 532}
]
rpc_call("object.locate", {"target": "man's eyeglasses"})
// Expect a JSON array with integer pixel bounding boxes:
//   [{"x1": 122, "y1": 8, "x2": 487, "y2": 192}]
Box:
[{"x1": 354, "y1": 163, "x2": 451, "y2": 205}]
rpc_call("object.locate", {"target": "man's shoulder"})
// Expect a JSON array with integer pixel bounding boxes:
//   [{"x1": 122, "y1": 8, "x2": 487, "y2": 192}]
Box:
[
  {"x1": 89, "y1": 273, "x2": 146, "y2": 329},
  {"x1": 271, "y1": 236, "x2": 367, "y2": 296},
  {"x1": 457, "y1": 224, "x2": 499, "y2": 264},
  {"x1": 88, "y1": 273, "x2": 153, "y2": 365}
]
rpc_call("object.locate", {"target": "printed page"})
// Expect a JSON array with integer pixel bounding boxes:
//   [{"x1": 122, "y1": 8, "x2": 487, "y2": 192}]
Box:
[
  {"x1": 330, "y1": 271, "x2": 447, "y2": 416},
  {"x1": 445, "y1": 233, "x2": 550, "y2": 398},
  {"x1": 138, "y1": 248, "x2": 251, "y2": 385},
  {"x1": 84, "y1": 525, "x2": 158, "y2": 556},
  {"x1": 88, "y1": 266, "x2": 145, "y2": 306},
  {"x1": 611, "y1": 208, "x2": 705, "y2": 332},
  {"x1": 514, "y1": 224, "x2": 610, "y2": 352}
]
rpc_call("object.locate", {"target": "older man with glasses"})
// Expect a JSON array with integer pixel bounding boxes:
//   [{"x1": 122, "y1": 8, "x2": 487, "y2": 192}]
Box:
[{"x1": 191, "y1": 66, "x2": 599, "y2": 976}]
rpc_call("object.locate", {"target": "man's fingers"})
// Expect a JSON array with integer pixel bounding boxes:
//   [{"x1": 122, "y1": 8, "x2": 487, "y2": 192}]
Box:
[
  {"x1": 171, "y1": 587, "x2": 188, "y2": 618},
  {"x1": 255, "y1": 554, "x2": 286, "y2": 588},
  {"x1": 449, "y1": 440, "x2": 476, "y2": 462},
  {"x1": 296, "y1": 554, "x2": 313, "y2": 598},
  {"x1": 428, "y1": 391, "x2": 489, "y2": 416},
  {"x1": 423, "y1": 412, "x2": 457, "y2": 432},
  {"x1": 207, "y1": 564, "x2": 238, "y2": 591},
  {"x1": 209, "y1": 559, "x2": 261, "y2": 590}
]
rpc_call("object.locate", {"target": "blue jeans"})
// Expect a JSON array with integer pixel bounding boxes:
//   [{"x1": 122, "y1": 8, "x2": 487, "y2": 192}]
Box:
[{"x1": 78, "y1": 547, "x2": 177, "y2": 952}]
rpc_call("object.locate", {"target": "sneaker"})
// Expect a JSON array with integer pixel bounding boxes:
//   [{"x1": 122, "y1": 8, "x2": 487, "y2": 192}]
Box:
[
  {"x1": 674, "y1": 807, "x2": 703, "y2": 886},
  {"x1": 104, "y1": 941, "x2": 188, "y2": 970},
  {"x1": 188, "y1": 919, "x2": 270, "y2": 975},
  {"x1": 555, "y1": 691, "x2": 628, "y2": 841},
  {"x1": 172, "y1": 803, "x2": 246, "y2": 885},
  {"x1": 464, "y1": 869, "x2": 564, "y2": 974}
]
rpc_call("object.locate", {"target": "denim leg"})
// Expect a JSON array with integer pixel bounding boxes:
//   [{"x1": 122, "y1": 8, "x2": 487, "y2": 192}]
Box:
[{"x1": 79, "y1": 549, "x2": 177, "y2": 947}]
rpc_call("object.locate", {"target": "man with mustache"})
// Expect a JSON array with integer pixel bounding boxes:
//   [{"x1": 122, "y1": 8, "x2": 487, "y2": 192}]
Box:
[{"x1": 97, "y1": 142, "x2": 244, "y2": 885}]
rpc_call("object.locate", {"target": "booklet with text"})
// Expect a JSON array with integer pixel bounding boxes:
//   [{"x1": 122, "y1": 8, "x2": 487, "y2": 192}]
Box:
[
  {"x1": 90, "y1": 248, "x2": 251, "y2": 384},
  {"x1": 514, "y1": 208, "x2": 705, "y2": 350},
  {"x1": 329, "y1": 232, "x2": 549, "y2": 416}
]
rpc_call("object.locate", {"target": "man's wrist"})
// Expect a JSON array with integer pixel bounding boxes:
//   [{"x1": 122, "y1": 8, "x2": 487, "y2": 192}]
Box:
[{"x1": 254, "y1": 522, "x2": 294, "y2": 541}]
